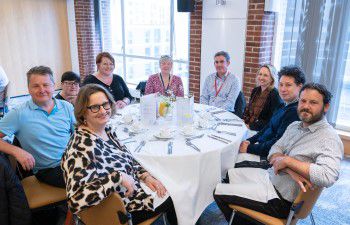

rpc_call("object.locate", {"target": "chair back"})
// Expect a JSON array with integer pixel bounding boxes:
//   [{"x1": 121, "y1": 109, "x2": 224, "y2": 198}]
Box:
[
  {"x1": 234, "y1": 91, "x2": 246, "y2": 118},
  {"x1": 136, "y1": 81, "x2": 147, "y2": 96},
  {"x1": 293, "y1": 187, "x2": 323, "y2": 219},
  {"x1": 78, "y1": 192, "x2": 129, "y2": 225}
]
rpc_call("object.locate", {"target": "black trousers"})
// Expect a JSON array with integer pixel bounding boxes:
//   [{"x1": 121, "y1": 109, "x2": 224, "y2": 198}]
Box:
[
  {"x1": 35, "y1": 165, "x2": 65, "y2": 188},
  {"x1": 214, "y1": 191, "x2": 292, "y2": 225},
  {"x1": 131, "y1": 197, "x2": 177, "y2": 225}
]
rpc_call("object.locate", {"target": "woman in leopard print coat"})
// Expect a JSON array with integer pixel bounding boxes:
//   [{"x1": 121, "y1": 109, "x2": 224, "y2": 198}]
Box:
[{"x1": 61, "y1": 84, "x2": 177, "y2": 224}]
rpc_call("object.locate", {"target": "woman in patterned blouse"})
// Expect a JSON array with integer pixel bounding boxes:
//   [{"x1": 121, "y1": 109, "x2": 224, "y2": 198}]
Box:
[
  {"x1": 61, "y1": 84, "x2": 177, "y2": 224},
  {"x1": 243, "y1": 64, "x2": 283, "y2": 131},
  {"x1": 145, "y1": 55, "x2": 184, "y2": 97}
]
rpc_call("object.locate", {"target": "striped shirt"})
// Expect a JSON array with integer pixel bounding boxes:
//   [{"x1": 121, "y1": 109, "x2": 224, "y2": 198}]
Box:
[
  {"x1": 200, "y1": 72, "x2": 241, "y2": 112},
  {"x1": 267, "y1": 117, "x2": 343, "y2": 202}
]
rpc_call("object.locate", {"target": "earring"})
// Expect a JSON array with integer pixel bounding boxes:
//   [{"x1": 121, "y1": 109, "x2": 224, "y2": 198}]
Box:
[{"x1": 83, "y1": 119, "x2": 87, "y2": 125}]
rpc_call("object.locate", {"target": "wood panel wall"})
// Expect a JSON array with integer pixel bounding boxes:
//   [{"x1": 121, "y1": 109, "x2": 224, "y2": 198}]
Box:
[{"x1": 0, "y1": 0, "x2": 72, "y2": 96}]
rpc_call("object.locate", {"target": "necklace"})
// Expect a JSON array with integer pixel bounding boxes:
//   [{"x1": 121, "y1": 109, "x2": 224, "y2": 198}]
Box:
[{"x1": 159, "y1": 73, "x2": 171, "y2": 93}]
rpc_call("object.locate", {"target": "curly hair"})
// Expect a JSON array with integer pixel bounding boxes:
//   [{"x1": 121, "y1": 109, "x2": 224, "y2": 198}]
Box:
[{"x1": 278, "y1": 65, "x2": 306, "y2": 85}]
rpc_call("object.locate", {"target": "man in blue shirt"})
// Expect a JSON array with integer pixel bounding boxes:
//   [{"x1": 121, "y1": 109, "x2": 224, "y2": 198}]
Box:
[
  {"x1": 0, "y1": 66, "x2": 75, "y2": 187},
  {"x1": 237, "y1": 65, "x2": 306, "y2": 161},
  {"x1": 200, "y1": 51, "x2": 241, "y2": 112}
]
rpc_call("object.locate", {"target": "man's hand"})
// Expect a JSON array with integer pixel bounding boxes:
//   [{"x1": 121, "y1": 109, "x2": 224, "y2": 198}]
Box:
[
  {"x1": 271, "y1": 155, "x2": 290, "y2": 175},
  {"x1": 144, "y1": 175, "x2": 167, "y2": 198},
  {"x1": 285, "y1": 168, "x2": 313, "y2": 192},
  {"x1": 120, "y1": 172, "x2": 136, "y2": 197},
  {"x1": 116, "y1": 100, "x2": 127, "y2": 109},
  {"x1": 239, "y1": 141, "x2": 250, "y2": 153},
  {"x1": 13, "y1": 148, "x2": 35, "y2": 171},
  {"x1": 269, "y1": 152, "x2": 284, "y2": 164}
]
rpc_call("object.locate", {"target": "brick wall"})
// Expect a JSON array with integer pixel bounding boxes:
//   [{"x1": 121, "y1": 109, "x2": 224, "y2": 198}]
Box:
[
  {"x1": 188, "y1": 2, "x2": 203, "y2": 103},
  {"x1": 74, "y1": 0, "x2": 102, "y2": 80},
  {"x1": 243, "y1": 0, "x2": 276, "y2": 101}
]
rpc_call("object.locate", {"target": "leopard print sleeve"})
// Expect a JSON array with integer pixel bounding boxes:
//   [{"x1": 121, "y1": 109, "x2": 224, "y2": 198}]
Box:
[{"x1": 62, "y1": 130, "x2": 122, "y2": 214}]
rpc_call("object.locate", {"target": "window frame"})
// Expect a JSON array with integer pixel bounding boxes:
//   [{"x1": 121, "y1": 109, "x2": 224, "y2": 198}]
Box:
[{"x1": 99, "y1": 0, "x2": 190, "y2": 87}]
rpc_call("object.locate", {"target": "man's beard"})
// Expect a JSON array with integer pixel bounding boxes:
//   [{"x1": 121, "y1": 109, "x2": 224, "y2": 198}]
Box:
[{"x1": 298, "y1": 108, "x2": 324, "y2": 124}]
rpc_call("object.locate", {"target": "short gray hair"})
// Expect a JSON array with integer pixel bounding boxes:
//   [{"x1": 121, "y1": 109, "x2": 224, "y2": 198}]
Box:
[
  {"x1": 26, "y1": 66, "x2": 55, "y2": 86},
  {"x1": 159, "y1": 55, "x2": 173, "y2": 65},
  {"x1": 214, "y1": 51, "x2": 230, "y2": 62}
]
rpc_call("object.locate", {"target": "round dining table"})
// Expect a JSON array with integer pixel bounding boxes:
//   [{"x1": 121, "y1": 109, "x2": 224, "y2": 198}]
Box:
[{"x1": 110, "y1": 103, "x2": 248, "y2": 225}]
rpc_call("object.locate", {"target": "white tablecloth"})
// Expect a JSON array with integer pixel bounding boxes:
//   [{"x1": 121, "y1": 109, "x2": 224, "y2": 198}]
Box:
[{"x1": 110, "y1": 103, "x2": 247, "y2": 225}]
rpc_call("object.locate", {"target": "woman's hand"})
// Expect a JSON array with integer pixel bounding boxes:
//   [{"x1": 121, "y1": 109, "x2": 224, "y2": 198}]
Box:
[
  {"x1": 144, "y1": 175, "x2": 167, "y2": 198},
  {"x1": 116, "y1": 100, "x2": 127, "y2": 109},
  {"x1": 120, "y1": 172, "x2": 135, "y2": 197}
]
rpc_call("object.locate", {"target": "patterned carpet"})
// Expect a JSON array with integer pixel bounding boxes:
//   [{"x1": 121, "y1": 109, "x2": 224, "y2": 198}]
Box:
[{"x1": 195, "y1": 158, "x2": 350, "y2": 225}]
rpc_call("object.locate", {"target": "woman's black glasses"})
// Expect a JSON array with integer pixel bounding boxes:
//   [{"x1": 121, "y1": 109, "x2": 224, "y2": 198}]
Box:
[{"x1": 87, "y1": 101, "x2": 111, "y2": 113}]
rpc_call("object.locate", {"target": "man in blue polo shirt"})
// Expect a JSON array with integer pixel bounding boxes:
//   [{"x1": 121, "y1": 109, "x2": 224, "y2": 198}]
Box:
[{"x1": 0, "y1": 66, "x2": 75, "y2": 188}]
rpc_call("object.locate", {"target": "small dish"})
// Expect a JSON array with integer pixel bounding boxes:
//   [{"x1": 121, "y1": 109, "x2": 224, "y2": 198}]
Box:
[{"x1": 154, "y1": 133, "x2": 174, "y2": 139}]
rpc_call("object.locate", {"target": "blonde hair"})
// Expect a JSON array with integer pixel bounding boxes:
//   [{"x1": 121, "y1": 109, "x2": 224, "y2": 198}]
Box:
[
  {"x1": 74, "y1": 84, "x2": 116, "y2": 126},
  {"x1": 256, "y1": 64, "x2": 278, "y2": 89}
]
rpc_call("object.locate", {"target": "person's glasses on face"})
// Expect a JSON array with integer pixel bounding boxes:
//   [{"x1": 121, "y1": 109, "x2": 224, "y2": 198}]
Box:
[
  {"x1": 63, "y1": 81, "x2": 80, "y2": 87},
  {"x1": 87, "y1": 101, "x2": 111, "y2": 113}
]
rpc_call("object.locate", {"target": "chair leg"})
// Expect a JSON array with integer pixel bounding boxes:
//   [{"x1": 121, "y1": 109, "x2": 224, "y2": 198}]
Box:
[
  {"x1": 162, "y1": 213, "x2": 167, "y2": 225},
  {"x1": 228, "y1": 210, "x2": 235, "y2": 225},
  {"x1": 310, "y1": 212, "x2": 316, "y2": 225}
]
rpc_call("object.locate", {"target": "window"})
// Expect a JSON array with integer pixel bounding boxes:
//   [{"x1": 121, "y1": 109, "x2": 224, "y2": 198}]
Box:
[
  {"x1": 273, "y1": 0, "x2": 350, "y2": 130},
  {"x1": 99, "y1": 0, "x2": 190, "y2": 94}
]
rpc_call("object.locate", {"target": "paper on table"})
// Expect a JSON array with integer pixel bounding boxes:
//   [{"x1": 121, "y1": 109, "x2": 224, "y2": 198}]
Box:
[
  {"x1": 140, "y1": 93, "x2": 157, "y2": 126},
  {"x1": 176, "y1": 95, "x2": 194, "y2": 126}
]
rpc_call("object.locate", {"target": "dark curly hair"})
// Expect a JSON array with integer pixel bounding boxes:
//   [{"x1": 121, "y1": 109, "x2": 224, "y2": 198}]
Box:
[
  {"x1": 300, "y1": 83, "x2": 332, "y2": 105},
  {"x1": 278, "y1": 65, "x2": 306, "y2": 85}
]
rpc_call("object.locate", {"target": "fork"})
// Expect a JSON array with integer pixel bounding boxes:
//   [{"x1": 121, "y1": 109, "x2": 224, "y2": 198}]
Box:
[
  {"x1": 185, "y1": 141, "x2": 200, "y2": 152},
  {"x1": 134, "y1": 140, "x2": 146, "y2": 152}
]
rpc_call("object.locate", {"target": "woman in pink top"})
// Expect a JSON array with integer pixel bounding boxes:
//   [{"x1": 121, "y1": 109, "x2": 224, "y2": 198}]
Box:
[{"x1": 145, "y1": 55, "x2": 184, "y2": 97}]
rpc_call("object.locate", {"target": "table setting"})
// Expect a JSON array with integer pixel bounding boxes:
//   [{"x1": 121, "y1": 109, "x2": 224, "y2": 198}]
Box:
[{"x1": 109, "y1": 96, "x2": 248, "y2": 225}]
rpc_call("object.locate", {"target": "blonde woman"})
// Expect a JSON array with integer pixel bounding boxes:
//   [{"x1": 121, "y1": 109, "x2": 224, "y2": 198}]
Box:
[{"x1": 243, "y1": 64, "x2": 283, "y2": 131}]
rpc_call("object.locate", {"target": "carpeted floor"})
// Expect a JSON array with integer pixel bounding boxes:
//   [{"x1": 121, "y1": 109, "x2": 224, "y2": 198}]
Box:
[{"x1": 195, "y1": 157, "x2": 350, "y2": 225}]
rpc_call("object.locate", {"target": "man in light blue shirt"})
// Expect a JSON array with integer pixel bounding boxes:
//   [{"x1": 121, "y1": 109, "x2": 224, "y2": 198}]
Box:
[
  {"x1": 200, "y1": 51, "x2": 241, "y2": 112},
  {"x1": 0, "y1": 66, "x2": 75, "y2": 188}
]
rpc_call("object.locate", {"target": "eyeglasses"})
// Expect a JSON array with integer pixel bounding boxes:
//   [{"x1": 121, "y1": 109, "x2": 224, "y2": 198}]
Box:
[
  {"x1": 63, "y1": 81, "x2": 80, "y2": 87},
  {"x1": 87, "y1": 101, "x2": 111, "y2": 113}
]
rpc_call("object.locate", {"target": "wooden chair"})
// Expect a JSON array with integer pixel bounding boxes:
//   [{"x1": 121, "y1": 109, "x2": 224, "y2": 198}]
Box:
[
  {"x1": 21, "y1": 176, "x2": 66, "y2": 210},
  {"x1": 78, "y1": 192, "x2": 165, "y2": 225},
  {"x1": 8, "y1": 139, "x2": 67, "y2": 211},
  {"x1": 228, "y1": 186, "x2": 323, "y2": 225}
]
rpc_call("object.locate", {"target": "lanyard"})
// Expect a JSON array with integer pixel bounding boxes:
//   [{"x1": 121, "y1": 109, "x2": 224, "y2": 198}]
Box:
[
  {"x1": 159, "y1": 73, "x2": 171, "y2": 92},
  {"x1": 214, "y1": 71, "x2": 229, "y2": 97}
]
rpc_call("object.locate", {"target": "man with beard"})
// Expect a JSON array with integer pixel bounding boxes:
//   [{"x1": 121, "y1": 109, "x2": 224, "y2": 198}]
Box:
[{"x1": 214, "y1": 83, "x2": 343, "y2": 225}]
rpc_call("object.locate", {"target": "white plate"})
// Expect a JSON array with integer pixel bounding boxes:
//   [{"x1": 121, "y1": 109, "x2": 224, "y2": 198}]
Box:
[{"x1": 154, "y1": 133, "x2": 174, "y2": 139}]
